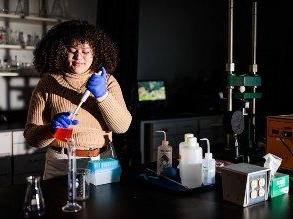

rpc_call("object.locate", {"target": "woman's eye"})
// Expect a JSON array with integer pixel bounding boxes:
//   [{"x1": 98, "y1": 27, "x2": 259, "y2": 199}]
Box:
[{"x1": 68, "y1": 49, "x2": 76, "y2": 53}]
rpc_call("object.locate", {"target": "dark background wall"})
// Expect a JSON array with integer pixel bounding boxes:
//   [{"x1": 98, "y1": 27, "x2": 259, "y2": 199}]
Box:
[
  {"x1": 136, "y1": 0, "x2": 226, "y2": 115},
  {"x1": 97, "y1": 0, "x2": 293, "y2": 140}
]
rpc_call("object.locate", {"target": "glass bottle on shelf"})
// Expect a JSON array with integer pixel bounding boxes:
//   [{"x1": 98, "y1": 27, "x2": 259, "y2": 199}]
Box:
[
  {"x1": 0, "y1": 58, "x2": 3, "y2": 71},
  {"x1": 6, "y1": 29, "x2": 18, "y2": 45},
  {"x1": 5, "y1": 27, "x2": 12, "y2": 44},
  {"x1": 15, "y1": 0, "x2": 29, "y2": 16},
  {"x1": 18, "y1": 32, "x2": 25, "y2": 46},
  {"x1": 50, "y1": 0, "x2": 66, "y2": 18},
  {"x1": 14, "y1": 30, "x2": 20, "y2": 45},
  {"x1": 0, "y1": 26, "x2": 6, "y2": 44},
  {"x1": 26, "y1": 34, "x2": 33, "y2": 46},
  {"x1": 11, "y1": 55, "x2": 20, "y2": 70},
  {"x1": 39, "y1": 0, "x2": 48, "y2": 17},
  {"x1": 3, "y1": 58, "x2": 11, "y2": 71}
]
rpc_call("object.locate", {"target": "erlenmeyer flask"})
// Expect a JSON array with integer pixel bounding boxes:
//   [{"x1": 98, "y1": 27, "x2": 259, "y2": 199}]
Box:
[
  {"x1": 62, "y1": 138, "x2": 82, "y2": 212},
  {"x1": 23, "y1": 176, "x2": 45, "y2": 218}
]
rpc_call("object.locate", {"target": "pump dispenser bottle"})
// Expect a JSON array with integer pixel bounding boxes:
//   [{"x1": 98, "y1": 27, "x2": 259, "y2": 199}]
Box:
[
  {"x1": 200, "y1": 138, "x2": 215, "y2": 185},
  {"x1": 156, "y1": 131, "x2": 172, "y2": 175},
  {"x1": 180, "y1": 137, "x2": 203, "y2": 188}
]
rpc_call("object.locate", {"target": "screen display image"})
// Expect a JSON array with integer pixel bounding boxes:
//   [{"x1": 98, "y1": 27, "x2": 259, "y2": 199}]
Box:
[{"x1": 138, "y1": 81, "x2": 166, "y2": 101}]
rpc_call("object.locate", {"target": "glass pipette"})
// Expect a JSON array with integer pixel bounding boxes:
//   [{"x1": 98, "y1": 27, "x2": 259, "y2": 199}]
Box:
[{"x1": 71, "y1": 70, "x2": 102, "y2": 120}]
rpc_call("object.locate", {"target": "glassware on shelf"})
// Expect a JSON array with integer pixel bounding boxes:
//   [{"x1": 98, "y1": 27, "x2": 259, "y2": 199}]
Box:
[
  {"x1": 5, "y1": 29, "x2": 18, "y2": 45},
  {"x1": 3, "y1": 58, "x2": 11, "y2": 71},
  {"x1": 39, "y1": 0, "x2": 48, "y2": 17},
  {"x1": 0, "y1": 8, "x2": 8, "y2": 14},
  {"x1": 18, "y1": 31, "x2": 25, "y2": 46},
  {"x1": 50, "y1": 0, "x2": 69, "y2": 18},
  {"x1": 10, "y1": 55, "x2": 20, "y2": 71},
  {"x1": 62, "y1": 138, "x2": 82, "y2": 213},
  {"x1": 26, "y1": 34, "x2": 33, "y2": 46},
  {"x1": 23, "y1": 175, "x2": 45, "y2": 218},
  {"x1": 0, "y1": 27, "x2": 6, "y2": 44},
  {"x1": 0, "y1": 58, "x2": 3, "y2": 70},
  {"x1": 28, "y1": 0, "x2": 40, "y2": 17},
  {"x1": 5, "y1": 27, "x2": 11, "y2": 44},
  {"x1": 15, "y1": 0, "x2": 29, "y2": 16}
]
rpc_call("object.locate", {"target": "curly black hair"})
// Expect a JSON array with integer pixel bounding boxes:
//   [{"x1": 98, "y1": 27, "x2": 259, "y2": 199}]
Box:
[{"x1": 33, "y1": 19, "x2": 119, "y2": 75}]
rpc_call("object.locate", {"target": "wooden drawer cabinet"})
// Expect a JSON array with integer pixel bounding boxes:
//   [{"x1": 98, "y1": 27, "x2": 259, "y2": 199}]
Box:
[{"x1": 0, "y1": 129, "x2": 46, "y2": 186}]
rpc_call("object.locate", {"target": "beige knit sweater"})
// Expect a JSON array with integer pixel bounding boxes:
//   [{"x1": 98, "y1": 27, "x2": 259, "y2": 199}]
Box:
[{"x1": 24, "y1": 71, "x2": 132, "y2": 150}]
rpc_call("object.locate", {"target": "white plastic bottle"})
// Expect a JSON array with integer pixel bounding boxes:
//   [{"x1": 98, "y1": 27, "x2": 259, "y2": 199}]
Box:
[
  {"x1": 156, "y1": 130, "x2": 172, "y2": 175},
  {"x1": 178, "y1": 133, "x2": 194, "y2": 171},
  {"x1": 180, "y1": 137, "x2": 203, "y2": 188},
  {"x1": 200, "y1": 138, "x2": 215, "y2": 185},
  {"x1": 179, "y1": 133, "x2": 194, "y2": 161}
]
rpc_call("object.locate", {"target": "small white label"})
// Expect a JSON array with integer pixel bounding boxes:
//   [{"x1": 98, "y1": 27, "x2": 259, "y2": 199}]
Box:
[{"x1": 276, "y1": 178, "x2": 285, "y2": 187}]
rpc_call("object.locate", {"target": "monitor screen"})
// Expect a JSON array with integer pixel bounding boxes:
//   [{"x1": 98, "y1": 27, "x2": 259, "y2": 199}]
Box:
[{"x1": 138, "y1": 80, "x2": 166, "y2": 101}]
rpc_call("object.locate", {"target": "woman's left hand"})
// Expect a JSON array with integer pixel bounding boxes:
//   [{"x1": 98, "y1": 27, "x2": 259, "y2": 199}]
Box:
[{"x1": 86, "y1": 66, "x2": 108, "y2": 99}]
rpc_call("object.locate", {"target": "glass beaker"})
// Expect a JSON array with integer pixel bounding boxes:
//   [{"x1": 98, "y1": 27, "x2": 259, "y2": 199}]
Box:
[
  {"x1": 75, "y1": 168, "x2": 90, "y2": 201},
  {"x1": 62, "y1": 138, "x2": 82, "y2": 212},
  {"x1": 23, "y1": 176, "x2": 45, "y2": 218},
  {"x1": 53, "y1": 127, "x2": 73, "y2": 142}
]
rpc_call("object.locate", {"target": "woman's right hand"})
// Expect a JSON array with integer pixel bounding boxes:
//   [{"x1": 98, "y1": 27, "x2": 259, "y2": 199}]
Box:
[
  {"x1": 50, "y1": 112, "x2": 79, "y2": 134},
  {"x1": 86, "y1": 66, "x2": 108, "y2": 99}
]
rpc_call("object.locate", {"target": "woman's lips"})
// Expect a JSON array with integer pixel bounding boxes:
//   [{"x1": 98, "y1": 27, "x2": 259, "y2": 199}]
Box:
[{"x1": 73, "y1": 62, "x2": 84, "y2": 67}]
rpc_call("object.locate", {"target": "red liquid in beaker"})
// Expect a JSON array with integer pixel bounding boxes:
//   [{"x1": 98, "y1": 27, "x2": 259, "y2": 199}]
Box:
[{"x1": 53, "y1": 128, "x2": 73, "y2": 142}]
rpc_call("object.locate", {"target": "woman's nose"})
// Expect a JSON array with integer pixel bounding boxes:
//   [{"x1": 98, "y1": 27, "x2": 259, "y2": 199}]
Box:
[{"x1": 73, "y1": 51, "x2": 83, "y2": 60}]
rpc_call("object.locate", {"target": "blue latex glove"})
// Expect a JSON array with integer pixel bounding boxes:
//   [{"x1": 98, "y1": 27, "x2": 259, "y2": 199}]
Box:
[
  {"x1": 50, "y1": 112, "x2": 79, "y2": 134},
  {"x1": 86, "y1": 67, "x2": 107, "y2": 99}
]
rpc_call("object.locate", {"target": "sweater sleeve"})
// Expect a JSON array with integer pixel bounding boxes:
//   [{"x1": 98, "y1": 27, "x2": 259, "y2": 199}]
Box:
[
  {"x1": 23, "y1": 78, "x2": 55, "y2": 148},
  {"x1": 98, "y1": 75, "x2": 132, "y2": 133}
]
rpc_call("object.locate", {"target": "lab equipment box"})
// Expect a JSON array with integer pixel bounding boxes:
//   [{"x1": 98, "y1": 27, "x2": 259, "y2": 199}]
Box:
[
  {"x1": 221, "y1": 163, "x2": 270, "y2": 207},
  {"x1": 270, "y1": 172, "x2": 289, "y2": 198},
  {"x1": 266, "y1": 115, "x2": 293, "y2": 171}
]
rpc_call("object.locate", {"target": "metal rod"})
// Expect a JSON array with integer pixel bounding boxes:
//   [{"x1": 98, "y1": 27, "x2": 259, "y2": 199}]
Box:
[
  {"x1": 225, "y1": 0, "x2": 235, "y2": 152},
  {"x1": 250, "y1": 2, "x2": 258, "y2": 145},
  {"x1": 227, "y1": 0, "x2": 234, "y2": 66},
  {"x1": 251, "y1": 2, "x2": 257, "y2": 71},
  {"x1": 226, "y1": 0, "x2": 234, "y2": 112}
]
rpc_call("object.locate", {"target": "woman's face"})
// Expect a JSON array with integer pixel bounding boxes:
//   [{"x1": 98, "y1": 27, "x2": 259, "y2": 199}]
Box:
[{"x1": 67, "y1": 42, "x2": 93, "y2": 74}]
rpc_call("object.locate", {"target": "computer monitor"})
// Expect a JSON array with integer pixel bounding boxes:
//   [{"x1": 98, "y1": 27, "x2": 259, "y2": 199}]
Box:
[{"x1": 137, "y1": 80, "x2": 166, "y2": 102}]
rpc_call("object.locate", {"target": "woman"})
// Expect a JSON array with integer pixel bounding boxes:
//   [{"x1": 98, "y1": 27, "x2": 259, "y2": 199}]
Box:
[{"x1": 24, "y1": 20, "x2": 132, "y2": 179}]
